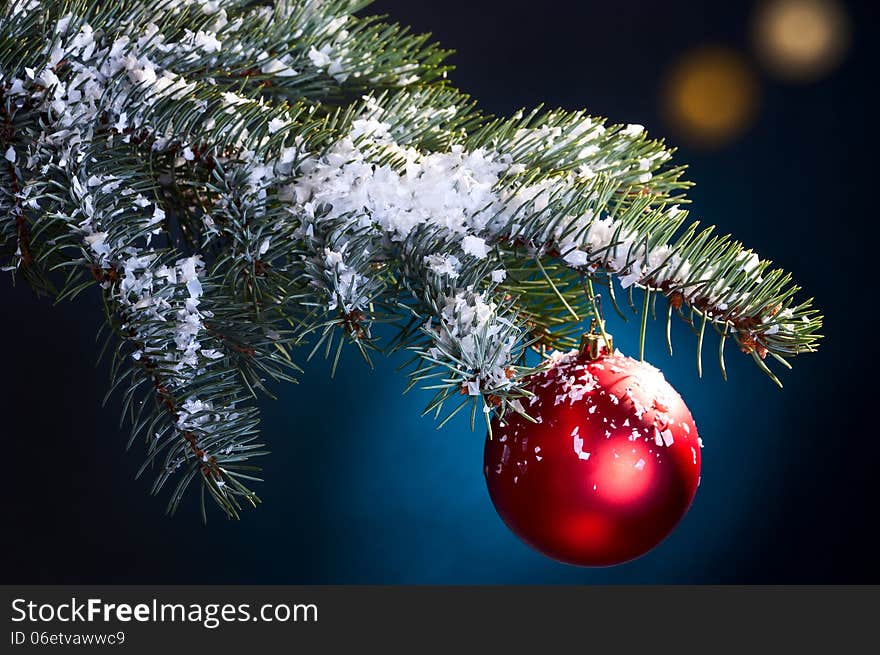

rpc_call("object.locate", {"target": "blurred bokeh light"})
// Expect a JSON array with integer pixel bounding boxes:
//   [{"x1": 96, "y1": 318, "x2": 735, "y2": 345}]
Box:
[
  {"x1": 662, "y1": 47, "x2": 759, "y2": 148},
  {"x1": 751, "y1": 0, "x2": 850, "y2": 82}
]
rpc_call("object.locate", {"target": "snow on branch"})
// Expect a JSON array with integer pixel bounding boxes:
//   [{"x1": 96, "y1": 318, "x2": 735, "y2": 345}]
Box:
[{"x1": 0, "y1": 0, "x2": 821, "y2": 516}]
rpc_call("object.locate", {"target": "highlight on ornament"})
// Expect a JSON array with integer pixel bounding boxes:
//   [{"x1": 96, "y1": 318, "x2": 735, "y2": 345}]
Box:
[{"x1": 0, "y1": 1, "x2": 822, "y2": 564}]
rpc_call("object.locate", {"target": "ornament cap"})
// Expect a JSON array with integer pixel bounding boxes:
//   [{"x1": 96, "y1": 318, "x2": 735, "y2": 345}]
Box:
[{"x1": 580, "y1": 319, "x2": 613, "y2": 360}]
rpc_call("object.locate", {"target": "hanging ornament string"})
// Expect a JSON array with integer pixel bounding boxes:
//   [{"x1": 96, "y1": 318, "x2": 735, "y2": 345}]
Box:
[{"x1": 580, "y1": 272, "x2": 613, "y2": 360}]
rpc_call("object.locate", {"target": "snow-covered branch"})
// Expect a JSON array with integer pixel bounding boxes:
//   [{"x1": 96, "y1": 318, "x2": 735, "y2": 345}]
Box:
[{"x1": 0, "y1": 0, "x2": 821, "y2": 517}]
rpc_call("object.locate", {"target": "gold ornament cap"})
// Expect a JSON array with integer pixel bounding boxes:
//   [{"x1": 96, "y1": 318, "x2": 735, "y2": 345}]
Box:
[{"x1": 580, "y1": 319, "x2": 613, "y2": 360}]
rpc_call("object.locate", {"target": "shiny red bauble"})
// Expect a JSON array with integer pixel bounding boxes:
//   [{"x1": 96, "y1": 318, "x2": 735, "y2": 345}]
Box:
[{"x1": 484, "y1": 348, "x2": 701, "y2": 566}]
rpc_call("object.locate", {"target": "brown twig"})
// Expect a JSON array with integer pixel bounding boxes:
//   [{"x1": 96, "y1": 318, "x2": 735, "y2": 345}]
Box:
[
  {"x1": 1, "y1": 86, "x2": 33, "y2": 268},
  {"x1": 97, "y1": 262, "x2": 222, "y2": 478},
  {"x1": 141, "y1": 352, "x2": 222, "y2": 479},
  {"x1": 205, "y1": 323, "x2": 257, "y2": 357}
]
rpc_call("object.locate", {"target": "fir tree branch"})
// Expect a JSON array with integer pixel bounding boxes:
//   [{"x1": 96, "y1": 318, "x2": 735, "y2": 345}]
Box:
[{"x1": 0, "y1": 0, "x2": 823, "y2": 518}]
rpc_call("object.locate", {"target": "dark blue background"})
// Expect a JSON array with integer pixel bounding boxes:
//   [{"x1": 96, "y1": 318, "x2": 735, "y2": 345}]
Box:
[{"x1": 2, "y1": 0, "x2": 877, "y2": 583}]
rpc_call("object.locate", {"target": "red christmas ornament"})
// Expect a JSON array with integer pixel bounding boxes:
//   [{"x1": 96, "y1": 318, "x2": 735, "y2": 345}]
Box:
[{"x1": 484, "y1": 344, "x2": 701, "y2": 566}]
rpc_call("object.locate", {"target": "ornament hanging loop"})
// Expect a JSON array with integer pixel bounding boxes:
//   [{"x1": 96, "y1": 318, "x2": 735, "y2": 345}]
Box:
[
  {"x1": 580, "y1": 273, "x2": 613, "y2": 359},
  {"x1": 581, "y1": 318, "x2": 613, "y2": 360}
]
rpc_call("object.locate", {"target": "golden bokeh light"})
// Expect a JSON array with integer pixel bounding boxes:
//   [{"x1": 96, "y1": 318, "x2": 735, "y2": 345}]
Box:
[
  {"x1": 662, "y1": 47, "x2": 759, "y2": 149},
  {"x1": 752, "y1": 0, "x2": 850, "y2": 82}
]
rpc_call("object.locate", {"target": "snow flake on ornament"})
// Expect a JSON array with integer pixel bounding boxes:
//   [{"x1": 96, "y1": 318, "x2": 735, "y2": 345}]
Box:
[{"x1": 570, "y1": 425, "x2": 591, "y2": 461}]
